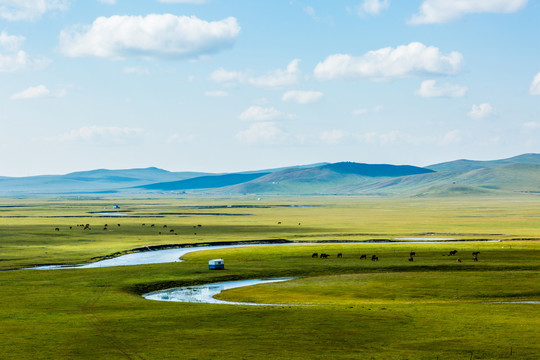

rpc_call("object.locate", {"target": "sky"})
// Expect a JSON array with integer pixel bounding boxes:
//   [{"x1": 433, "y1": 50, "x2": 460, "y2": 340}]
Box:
[{"x1": 0, "y1": 0, "x2": 539, "y2": 176}]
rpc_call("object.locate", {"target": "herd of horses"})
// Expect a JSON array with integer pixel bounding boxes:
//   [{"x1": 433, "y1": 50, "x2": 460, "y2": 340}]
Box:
[{"x1": 311, "y1": 250, "x2": 480, "y2": 262}]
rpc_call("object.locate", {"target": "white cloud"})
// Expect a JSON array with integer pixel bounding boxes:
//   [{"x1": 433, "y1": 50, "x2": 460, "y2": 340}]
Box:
[
  {"x1": 523, "y1": 121, "x2": 540, "y2": 129},
  {"x1": 204, "y1": 90, "x2": 229, "y2": 97},
  {"x1": 11, "y1": 85, "x2": 67, "y2": 99},
  {"x1": 248, "y1": 59, "x2": 301, "y2": 88},
  {"x1": 441, "y1": 129, "x2": 461, "y2": 145},
  {"x1": 0, "y1": 50, "x2": 49, "y2": 72},
  {"x1": 468, "y1": 103, "x2": 494, "y2": 119},
  {"x1": 55, "y1": 126, "x2": 144, "y2": 145},
  {"x1": 236, "y1": 122, "x2": 288, "y2": 145},
  {"x1": 282, "y1": 90, "x2": 323, "y2": 104},
  {"x1": 98, "y1": 0, "x2": 116, "y2": 4},
  {"x1": 409, "y1": 0, "x2": 529, "y2": 24},
  {"x1": 529, "y1": 72, "x2": 540, "y2": 95},
  {"x1": 415, "y1": 79, "x2": 468, "y2": 97},
  {"x1": 0, "y1": 0, "x2": 68, "y2": 21},
  {"x1": 123, "y1": 66, "x2": 150, "y2": 75},
  {"x1": 0, "y1": 31, "x2": 25, "y2": 51},
  {"x1": 11, "y1": 85, "x2": 50, "y2": 99},
  {"x1": 239, "y1": 106, "x2": 295, "y2": 121},
  {"x1": 210, "y1": 59, "x2": 301, "y2": 88},
  {"x1": 209, "y1": 68, "x2": 245, "y2": 84},
  {"x1": 314, "y1": 42, "x2": 463, "y2": 81},
  {"x1": 59, "y1": 14, "x2": 240, "y2": 60},
  {"x1": 358, "y1": 0, "x2": 390, "y2": 15},
  {"x1": 320, "y1": 129, "x2": 346, "y2": 144}
]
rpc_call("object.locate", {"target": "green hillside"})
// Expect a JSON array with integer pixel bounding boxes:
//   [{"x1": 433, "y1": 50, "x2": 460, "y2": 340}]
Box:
[{"x1": 427, "y1": 153, "x2": 540, "y2": 172}]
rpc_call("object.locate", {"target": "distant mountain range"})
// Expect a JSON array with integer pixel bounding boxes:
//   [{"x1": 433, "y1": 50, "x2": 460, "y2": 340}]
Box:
[{"x1": 1, "y1": 154, "x2": 540, "y2": 196}]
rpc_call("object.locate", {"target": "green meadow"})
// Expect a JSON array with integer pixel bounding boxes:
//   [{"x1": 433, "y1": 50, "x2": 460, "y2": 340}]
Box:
[{"x1": 0, "y1": 196, "x2": 539, "y2": 359}]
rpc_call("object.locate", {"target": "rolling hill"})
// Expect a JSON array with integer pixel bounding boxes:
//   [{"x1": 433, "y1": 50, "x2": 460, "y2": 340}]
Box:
[{"x1": 1, "y1": 154, "x2": 539, "y2": 196}]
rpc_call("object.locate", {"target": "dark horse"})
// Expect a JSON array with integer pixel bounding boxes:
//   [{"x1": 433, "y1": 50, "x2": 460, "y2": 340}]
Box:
[
  {"x1": 371, "y1": 255, "x2": 378, "y2": 261},
  {"x1": 312, "y1": 253, "x2": 318, "y2": 258},
  {"x1": 360, "y1": 254, "x2": 367, "y2": 260}
]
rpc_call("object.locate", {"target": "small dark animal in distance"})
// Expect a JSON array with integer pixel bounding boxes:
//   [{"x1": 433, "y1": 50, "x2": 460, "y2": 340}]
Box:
[
  {"x1": 410, "y1": 251, "x2": 416, "y2": 257},
  {"x1": 170, "y1": 229, "x2": 174, "y2": 232},
  {"x1": 472, "y1": 251, "x2": 480, "y2": 256},
  {"x1": 371, "y1": 255, "x2": 378, "y2": 261},
  {"x1": 408, "y1": 257, "x2": 414, "y2": 262},
  {"x1": 197, "y1": 224, "x2": 202, "y2": 227},
  {"x1": 448, "y1": 250, "x2": 458, "y2": 256},
  {"x1": 150, "y1": 224, "x2": 154, "y2": 227},
  {"x1": 457, "y1": 258, "x2": 462, "y2": 263},
  {"x1": 117, "y1": 224, "x2": 120, "y2": 227},
  {"x1": 55, "y1": 228, "x2": 59, "y2": 231},
  {"x1": 360, "y1": 254, "x2": 367, "y2": 260},
  {"x1": 277, "y1": 222, "x2": 281, "y2": 224},
  {"x1": 320, "y1": 253, "x2": 329, "y2": 259},
  {"x1": 163, "y1": 225, "x2": 167, "y2": 228},
  {"x1": 142, "y1": 223, "x2": 145, "y2": 226},
  {"x1": 473, "y1": 255, "x2": 478, "y2": 262},
  {"x1": 312, "y1": 253, "x2": 318, "y2": 258},
  {"x1": 337, "y1": 253, "x2": 343, "y2": 258}
]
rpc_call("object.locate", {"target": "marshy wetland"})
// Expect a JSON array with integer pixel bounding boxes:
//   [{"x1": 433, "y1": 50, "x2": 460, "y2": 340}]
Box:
[{"x1": 1, "y1": 196, "x2": 539, "y2": 359}]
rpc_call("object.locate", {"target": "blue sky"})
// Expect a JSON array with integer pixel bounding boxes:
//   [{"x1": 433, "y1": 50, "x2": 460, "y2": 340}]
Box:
[{"x1": 0, "y1": 0, "x2": 539, "y2": 176}]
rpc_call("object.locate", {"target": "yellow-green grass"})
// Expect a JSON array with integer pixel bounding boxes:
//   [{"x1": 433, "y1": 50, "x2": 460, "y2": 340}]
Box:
[
  {"x1": 1, "y1": 196, "x2": 540, "y2": 359},
  {"x1": 2, "y1": 195, "x2": 540, "y2": 270},
  {"x1": 0, "y1": 242, "x2": 539, "y2": 359}
]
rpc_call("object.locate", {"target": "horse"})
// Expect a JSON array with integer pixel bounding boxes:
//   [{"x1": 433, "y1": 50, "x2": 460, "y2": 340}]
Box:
[
  {"x1": 371, "y1": 255, "x2": 378, "y2": 261},
  {"x1": 337, "y1": 253, "x2": 343, "y2": 258},
  {"x1": 473, "y1": 255, "x2": 478, "y2": 262},
  {"x1": 408, "y1": 257, "x2": 414, "y2": 262},
  {"x1": 312, "y1": 253, "x2": 318, "y2": 258},
  {"x1": 410, "y1": 251, "x2": 416, "y2": 257},
  {"x1": 360, "y1": 254, "x2": 367, "y2": 260},
  {"x1": 448, "y1": 250, "x2": 458, "y2": 256},
  {"x1": 472, "y1": 251, "x2": 480, "y2": 256}
]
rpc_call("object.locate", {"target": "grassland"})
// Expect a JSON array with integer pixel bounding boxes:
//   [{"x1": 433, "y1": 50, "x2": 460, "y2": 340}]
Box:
[{"x1": 0, "y1": 195, "x2": 539, "y2": 359}]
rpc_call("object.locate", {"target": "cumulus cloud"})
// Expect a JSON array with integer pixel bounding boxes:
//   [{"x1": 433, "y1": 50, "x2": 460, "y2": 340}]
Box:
[
  {"x1": 11, "y1": 85, "x2": 67, "y2": 99},
  {"x1": 55, "y1": 125, "x2": 144, "y2": 145},
  {"x1": 0, "y1": 0, "x2": 68, "y2": 21},
  {"x1": 210, "y1": 59, "x2": 301, "y2": 88},
  {"x1": 0, "y1": 32, "x2": 50, "y2": 72},
  {"x1": 0, "y1": 31, "x2": 25, "y2": 51},
  {"x1": 529, "y1": 72, "x2": 540, "y2": 95},
  {"x1": 409, "y1": 0, "x2": 529, "y2": 24},
  {"x1": 239, "y1": 106, "x2": 295, "y2": 121},
  {"x1": 11, "y1": 85, "x2": 50, "y2": 99},
  {"x1": 357, "y1": 0, "x2": 390, "y2": 15},
  {"x1": 320, "y1": 129, "x2": 346, "y2": 144},
  {"x1": 236, "y1": 122, "x2": 289, "y2": 145},
  {"x1": 282, "y1": 90, "x2": 323, "y2": 104},
  {"x1": 468, "y1": 103, "x2": 494, "y2": 119},
  {"x1": 59, "y1": 14, "x2": 240, "y2": 60},
  {"x1": 314, "y1": 42, "x2": 463, "y2": 81},
  {"x1": 415, "y1": 79, "x2": 468, "y2": 97}
]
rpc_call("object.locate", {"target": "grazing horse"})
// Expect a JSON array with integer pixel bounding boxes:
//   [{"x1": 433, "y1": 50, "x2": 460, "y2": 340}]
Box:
[
  {"x1": 55, "y1": 228, "x2": 59, "y2": 231},
  {"x1": 473, "y1": 255, "x2": 478, "y2": 262},
  {"x1": 472, "y1": 251, "x2": 480, "y2": 256},
  {"x1": 371, "y1": 255, "x2": 378, "y2": 261},
  {"x1": 360, "y1": 254, "x2": 367, "y2": 260},
  {"x1": 320, "y1": 253, "x2": 329, "y2": 259},
  {"x1": 337, "y1": 253, "x2": 343, "y2": 258},
  {"x1": 312, "y1": 253, "x2": 318, "y2": 258},
  {"x1": 408, "y1": 257, "x2": 414, "y2": 262},
  {"x1": 170, "y1": 229, "x2": 174, "y2": 232},
  {"x1": 410, "y1": 251, "x2": 416, "y2": 257},
  {"x1": 150, "y1": 224, "x2": 155, "y2": 227},
  {"x1": 448, "y1": 250, "x2": 458, "y2": 256}
]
